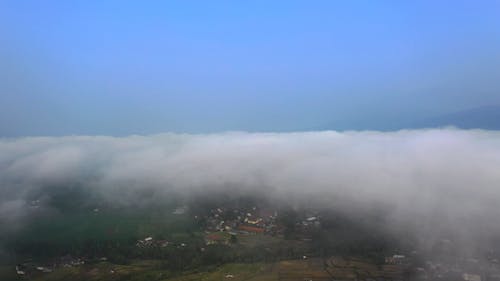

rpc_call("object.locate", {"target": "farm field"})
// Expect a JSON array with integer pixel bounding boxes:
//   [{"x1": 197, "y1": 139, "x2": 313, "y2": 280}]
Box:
[{"x1": 2, "y1": 257, "x2": 407, "y2": 281}]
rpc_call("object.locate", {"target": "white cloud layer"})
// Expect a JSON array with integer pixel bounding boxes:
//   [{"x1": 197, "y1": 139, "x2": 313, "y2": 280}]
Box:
[{"x1": 1, "y1": 129, "x2": 500, "y2": 253}]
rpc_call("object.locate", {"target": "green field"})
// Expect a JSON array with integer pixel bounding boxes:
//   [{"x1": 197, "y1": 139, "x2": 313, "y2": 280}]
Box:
[{"x1": 3, "y1": 205, "x2": 201, "y2": 261}]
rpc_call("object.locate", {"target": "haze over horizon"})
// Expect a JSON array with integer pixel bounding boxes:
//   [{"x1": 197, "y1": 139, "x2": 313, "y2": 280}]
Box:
[{"x1": 2, "y1": 1, "x2": 500, "y2": 136}]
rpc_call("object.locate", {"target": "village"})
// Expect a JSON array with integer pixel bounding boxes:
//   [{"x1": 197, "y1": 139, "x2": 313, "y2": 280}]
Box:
[
  {"x1": 201, "y1": 205, "x2": 281, "y2": 244},
  {"x1": 8, "y1": 203, "x2": 500, "y2": 281}
]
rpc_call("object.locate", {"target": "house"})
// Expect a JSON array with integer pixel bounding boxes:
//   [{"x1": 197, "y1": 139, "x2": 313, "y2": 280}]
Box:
[
  {"x1": 60, "y1": 255, "x2": 85, "y2": 267},
  {"x1": 15, "y1": 265, "x2": 25, "y2": 275},
  {"x1": 385, "y1": 254, "x2": 406, "y2": 264},
  {"x1": 205, "y1": 233, "x2": 229, "y2": 245},
  {"x1": 136, "y1": 237, "x2": 155, "y2": 247},
  {"x1": 36, "y1": 266, "x2": 53, "y2": 273},
  {"x1": 245, "y1": 217, "x2": 262, "y2": 225},
  {"x1": 238, "y1": 225, "x2": 265, "y2": 233}
]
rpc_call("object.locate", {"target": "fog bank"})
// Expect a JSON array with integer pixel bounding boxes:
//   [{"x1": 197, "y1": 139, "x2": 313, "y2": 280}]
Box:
[{"x1": 1, "y1": 129, "x2": 500, "y2": 254}]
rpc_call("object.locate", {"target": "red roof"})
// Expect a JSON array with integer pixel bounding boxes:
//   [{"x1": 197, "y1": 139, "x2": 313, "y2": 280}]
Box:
[
  {"x1": 238, "y1": 225, "x2": 265, "y2": 233},
  {"x1": 206, "y1": 233, "x2": 227, "y2": 241}
]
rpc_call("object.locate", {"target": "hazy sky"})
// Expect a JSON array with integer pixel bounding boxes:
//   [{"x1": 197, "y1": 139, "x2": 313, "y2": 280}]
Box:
[{"x1": 1, "y1": 1, "x2": 500, "y2": 136}]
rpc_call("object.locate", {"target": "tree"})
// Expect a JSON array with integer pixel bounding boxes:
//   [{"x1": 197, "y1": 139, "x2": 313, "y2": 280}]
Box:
[{"x1": 230, "y1": 234, "x2": 237, "y2": 244}]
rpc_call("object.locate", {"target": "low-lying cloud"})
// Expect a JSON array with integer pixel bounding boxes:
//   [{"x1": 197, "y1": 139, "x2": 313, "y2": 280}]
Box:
[{"x1": 1, "y1": 129, "x2": 500, "y2": 255}]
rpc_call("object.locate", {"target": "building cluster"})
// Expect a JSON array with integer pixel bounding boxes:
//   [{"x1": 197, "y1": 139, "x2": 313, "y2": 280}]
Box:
[
  {"x1": 14, "y1": 255, "x2": 85, "y2": 277},
  {"x1": 292, "y1": 212, "x2": 321, "y2": 241},
  {"x1": 135, "y1": 236, "x2": 188, "y2": 249},
  {"x1": 385, "y1": 254, "x2": 407, "y2": 265},
  {"x1": 201, "y1": 205, "x2": 281, "y2": 244}
]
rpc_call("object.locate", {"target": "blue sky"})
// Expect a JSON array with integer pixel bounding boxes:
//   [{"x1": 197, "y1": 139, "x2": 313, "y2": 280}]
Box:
[{"x1": 1, "y1": 1, "x2": 499, "y2": 136}]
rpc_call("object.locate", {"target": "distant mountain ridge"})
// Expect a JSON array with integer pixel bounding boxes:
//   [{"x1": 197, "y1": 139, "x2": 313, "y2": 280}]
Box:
[
  {"x1": 412, "y1": 105, "x2": 500, "y2": 130},
  {"x1": 319, "y1": 105, "x2": 500, "y2": 132}
]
